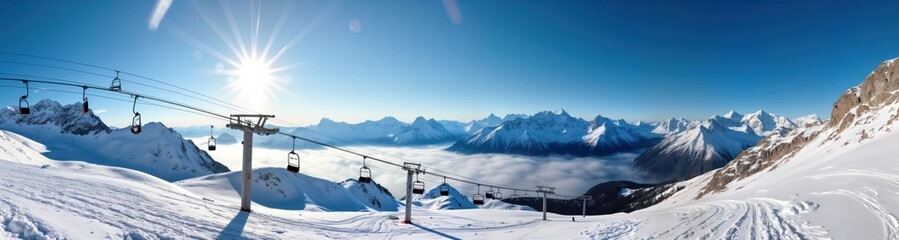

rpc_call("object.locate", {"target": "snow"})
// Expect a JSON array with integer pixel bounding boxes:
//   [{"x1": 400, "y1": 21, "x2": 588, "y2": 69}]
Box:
[
  {"x1": 1, "y1": 100, "x2": 899, "y2": 238},
  {"x1": 793, "y1": 114, "x2": 823, "y2": 127},
  {"x1": 178, "y1": 168, "x2": 401, "y2": 211},
  {"x1": 449, "y1": 111, "x2": 658, "y2": 156},
  {"x1": 0, "y1": 100, "x2": 228, "y2": 182}
]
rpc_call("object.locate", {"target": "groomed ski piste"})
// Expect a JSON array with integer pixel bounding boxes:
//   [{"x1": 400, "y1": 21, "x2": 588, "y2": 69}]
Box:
[{"x1": 1, "y1": 95, "x2": 899, "y2": 239}]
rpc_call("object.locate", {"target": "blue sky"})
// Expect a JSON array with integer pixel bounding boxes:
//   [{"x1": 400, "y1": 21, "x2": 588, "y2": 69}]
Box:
[{"x1": 1, "y1": 0, "x2": 898, "y2": 127}]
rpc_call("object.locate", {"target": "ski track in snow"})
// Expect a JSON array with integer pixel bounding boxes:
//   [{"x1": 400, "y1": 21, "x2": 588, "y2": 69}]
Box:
[{"x1": 582, "y1": 199, "x2": 828, "y2": 240}]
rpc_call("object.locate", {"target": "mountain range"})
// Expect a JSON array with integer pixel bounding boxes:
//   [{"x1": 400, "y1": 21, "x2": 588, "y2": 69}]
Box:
[{"x1": 169, "y1": 106, "x2": 817, "y2": 181}]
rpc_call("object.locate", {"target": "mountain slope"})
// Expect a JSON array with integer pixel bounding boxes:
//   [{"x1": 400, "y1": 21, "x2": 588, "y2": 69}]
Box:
[
  {"x1": 633, "y1": 110, "x2": 796, "y2": 180},
  {"x1": 393, "y1": 117, "x2": 458, "y2": 145},
  {"x1": 411, "y1": 183, "x2": 477, "y2": 210},
  {"x1": 177, "y1": 168, "x2": 401, "y2": 211},
  {"x1": 0, "y1": 99, "x2": 229, "y2": 181}
]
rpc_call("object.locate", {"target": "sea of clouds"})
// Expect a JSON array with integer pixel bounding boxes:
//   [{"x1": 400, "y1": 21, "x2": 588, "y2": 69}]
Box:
[{"x1": 199, "y1": 140, "x2": 652, "y2": 199}]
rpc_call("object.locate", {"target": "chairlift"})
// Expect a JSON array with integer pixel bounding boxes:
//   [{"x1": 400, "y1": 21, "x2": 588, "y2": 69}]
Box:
[
  {"x1": 110, "y1": 71, "x2": 122, "y2": 91},
  {"x1": 439, "y1": 177, "x2": 449, "y2": 196},
  {"x1": 207, "y1": 125, "x2": 217, "y2": 151},
  {"x1": 287, "y1": 137, "x2": 300, "y2": 173},
  {"x1": 412, "y1": 173, "x2": 425, "y2": 194},
  {"x1": 472, "y1": 184, "x2": 485, "y2": 205},
  {"x1": 18, "y1": 80, "x2": 29, "y2": 114},
  {"x1": 358, "y1": 156, "x2": 372, "y2": 183},
  {"x1": 495, "y1": 189, "x2": 503, "y2": 199},
  {"x1": 510, "y1": 190, "x2": 519, "y2": 199},
  {"x1": 130, "y1": 96, "x2": 141, "y2": 134},
  {"x1": 524, "y1": 191, "x2": 530, "y2": 198},
  {"x1": 485, "y1": 187, "x2": 495, "y2": 199},
  {"x1": 81, "y1": 86, "x2": 89, "y2": 114}
]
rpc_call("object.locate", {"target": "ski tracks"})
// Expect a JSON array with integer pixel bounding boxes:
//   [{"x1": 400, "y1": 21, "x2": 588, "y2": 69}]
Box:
[{"x1": 584, "y1": 198, "x2": 828, "y2": 239}]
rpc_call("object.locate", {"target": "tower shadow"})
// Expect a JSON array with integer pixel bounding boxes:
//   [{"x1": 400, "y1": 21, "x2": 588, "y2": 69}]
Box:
[
  {"x1": 411, "y1": 223, "x2": 461, "y2": 240},
  {"x1": 216, "y1": 210, "x2": 250, "y2": 239}
]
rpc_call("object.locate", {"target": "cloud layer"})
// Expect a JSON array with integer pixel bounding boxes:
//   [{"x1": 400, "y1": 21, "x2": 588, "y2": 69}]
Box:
[{"x1": 200, "y1": 141, "x2": 650, "y2": 199}]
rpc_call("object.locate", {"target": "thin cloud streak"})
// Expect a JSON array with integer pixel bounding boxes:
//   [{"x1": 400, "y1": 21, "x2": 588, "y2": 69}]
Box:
[{"x1": 149, "y1": 0, "x2": 174, "y2": 31}]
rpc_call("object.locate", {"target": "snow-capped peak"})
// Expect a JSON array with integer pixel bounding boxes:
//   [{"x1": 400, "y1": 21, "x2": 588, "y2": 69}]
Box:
[
  {"x1": 793, "y1": 114, "x2": 822, "y2": 126},
  {"x1": 723, "y1": 110, "x2": 742, "y2": 120},
  {"x1": 0, "y1": 99, "x2": 109, "y2": 135}
]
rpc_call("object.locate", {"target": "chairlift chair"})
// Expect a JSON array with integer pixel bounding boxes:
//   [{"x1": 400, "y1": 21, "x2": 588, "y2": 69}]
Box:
[
  {"x1": 413, "y1": 181, "x2": 425, "y2": 194},
  {"x1": 81, "y1": 86, "x2": 89, "y2": 115},
  {"x1": 494, "y1": 190, "x2": 503, "y2": 200},
  {"x1": 287, "y1": 151, "x2": 300, "y2": 173},
  {"x1": 131, "y1": 113, "x2": 142, "y2": 134},
  {"x1": 110, "y1": 71, "x2": 122, "y2": 91},
  {"x1": 439, "y1": 177, "x2": 449, "y2": 196},
  {"x1": 510, "y1": 190, "x2": 519, "y2": 199},
  {"x1": 358, "y1": 157, "x2": 372, "y2": 183},
  {"x1": 485, "y1": 188, "x2": 495, "y2": 199},
  {"x1": 286, "y1": 137, "x2": 299, "y2": 173},
  {"x1": 130, "y1": 96, "x2": 141, "y2": 134},
  {"x1": 208, "y1": 137, "x2": 217, "y2": 151},
  {"x1": 472, "y1": 185, "x2": 485, "y2": 205},
  {"x1": 18, "y1": 80, "x2": 29, "y2": 114},
  {"x1": 207, "y1": 126, "x2": 217, "y2": 151}
]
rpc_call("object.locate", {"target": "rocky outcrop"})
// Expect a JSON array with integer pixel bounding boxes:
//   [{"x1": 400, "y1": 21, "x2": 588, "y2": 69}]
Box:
[{"x1": 697, "y1": 58, "x2": 899, "y2": 198}]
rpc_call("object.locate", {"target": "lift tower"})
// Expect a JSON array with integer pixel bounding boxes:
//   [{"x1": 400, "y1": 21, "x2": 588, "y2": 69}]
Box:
[
  {"x1": 402, "y1": 162, "x2": 422, "y2": 224},
  {"x1": 227, "y1": 114, "x2": 279, "y2": 212},
  {"x1": 579, "y1": 195, "x2": 594, "y2": 217},
  {"x1": 536, "y1": 186, "x2": 555, "y2": 221}
]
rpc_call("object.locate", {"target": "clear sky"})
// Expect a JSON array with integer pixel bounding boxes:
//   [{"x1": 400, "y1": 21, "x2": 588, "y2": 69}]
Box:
[{"x1": 1, "y1": 0, "x2": 899, "y2": 127}]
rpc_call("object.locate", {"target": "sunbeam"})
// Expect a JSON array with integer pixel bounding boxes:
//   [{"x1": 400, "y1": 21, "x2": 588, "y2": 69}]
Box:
[{"x1": 176, "y1": 0, "x2": 332, "y2": 111}]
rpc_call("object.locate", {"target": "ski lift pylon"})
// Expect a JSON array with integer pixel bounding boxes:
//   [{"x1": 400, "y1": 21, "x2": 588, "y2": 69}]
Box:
[
  {"x1": 358, "y1": 156, "x2": 372, "y2": 183},
  {"x1": 130, "y1": 95, "x2": 141, "y2": 134},
  {"x1": 287, "y1": 137, "x2": 300, "y2": 173},
  {"x1": 207, "y1": 125, "x2": 217, "y2": 151}
]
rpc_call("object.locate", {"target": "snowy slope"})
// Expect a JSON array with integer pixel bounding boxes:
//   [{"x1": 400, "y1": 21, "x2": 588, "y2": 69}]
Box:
[
  {"x1": 177, "y1": 168, "x2": 401, "y2": 211},
  {"x1": 0, "y1": 100, "x2": 229, "y2": 181},
  {"x1": 411, "y1": 183, "x2": 477, "y2": 210},
  {"x1": 620, "y1": 57, "x2": 899, "y2": 239}
]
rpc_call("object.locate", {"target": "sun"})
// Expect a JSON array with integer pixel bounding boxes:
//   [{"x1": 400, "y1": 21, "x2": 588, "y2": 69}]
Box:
[
  {"x1": 223, "y1": 55, "x2": 281, "y2": 109},
  {"x1": 178, "y1": 0, "x2": 323, "y2": 111},
  {"x1": 233, "y1": 57, "x2": 274, "y2": 94}
]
